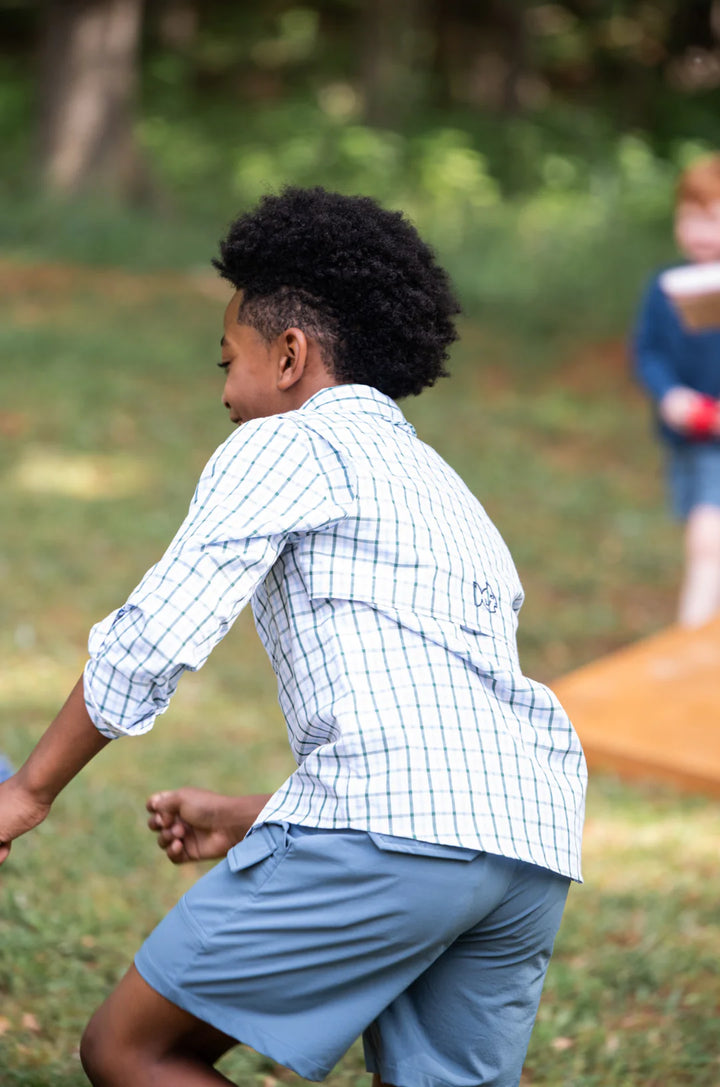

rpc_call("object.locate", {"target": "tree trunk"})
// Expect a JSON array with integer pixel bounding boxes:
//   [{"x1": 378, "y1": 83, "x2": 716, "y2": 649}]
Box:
[
  {"x1": 38, "y1": 0, "x2": 149, "y2": 201},
  {"x1": 360, "y1": 0, "x2": 429, "y2": 127},
  {"x1": 156, "y1": 0, "x2": 198, "y2": 52},
  {"x1": 428, "y1": 0, "x2": 529, "y2": 113}
]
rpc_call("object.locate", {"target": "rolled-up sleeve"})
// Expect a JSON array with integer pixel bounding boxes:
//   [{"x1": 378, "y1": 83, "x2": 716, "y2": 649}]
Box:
[{"x1": 84, "y1": 414, "x2": 354, "y2": 738}]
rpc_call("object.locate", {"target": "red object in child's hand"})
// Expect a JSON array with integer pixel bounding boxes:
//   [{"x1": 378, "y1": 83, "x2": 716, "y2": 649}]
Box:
[{"x1": 687, "y1": 396, "x2": 720, "y2": 438}]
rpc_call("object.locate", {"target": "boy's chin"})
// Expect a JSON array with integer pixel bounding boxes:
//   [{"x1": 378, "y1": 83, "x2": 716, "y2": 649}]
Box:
[{"x1": 685, "y1": 249, "x2": 720, "y2": 263}]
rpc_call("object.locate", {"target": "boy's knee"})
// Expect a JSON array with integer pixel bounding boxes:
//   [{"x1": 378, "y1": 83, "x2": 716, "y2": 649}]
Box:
[
  {"x1": 79, "y1": 1015, "x2": 106, "y2": 1085},
  {"x1": 80, "y1": 1010, "x2": 129, "y2": 1087},
  {"x1": 686, "y1": 505, "x2": 720, "y2": 557}
]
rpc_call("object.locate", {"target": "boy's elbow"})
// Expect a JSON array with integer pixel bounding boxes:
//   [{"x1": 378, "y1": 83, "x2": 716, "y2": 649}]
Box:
[
  {"x1": 91, "y1": 711, "x2": 158, "y2": 740},
  {"x1": 84, "y1": 660, "x2": 170, "y2": 739}
]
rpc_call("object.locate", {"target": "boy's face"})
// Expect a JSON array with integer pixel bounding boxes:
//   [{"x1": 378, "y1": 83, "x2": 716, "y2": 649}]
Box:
[
  {"x1": 219, "y1": 292, "x2": 286, "y2": 425},
  {"x1": 675, "y1": 200, "x2": 720, "y2": 263}
]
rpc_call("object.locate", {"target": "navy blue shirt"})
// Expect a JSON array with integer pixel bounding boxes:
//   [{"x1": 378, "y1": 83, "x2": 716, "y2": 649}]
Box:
[{"x1": 633, "y1": 270, "x2": 720, "y2": 447}]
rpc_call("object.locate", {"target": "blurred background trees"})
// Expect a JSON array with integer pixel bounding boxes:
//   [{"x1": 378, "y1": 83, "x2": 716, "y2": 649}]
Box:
[
  {"x1": 1, "y1": 0, "x2": 720, "y2": 339},
  {"x1": 4, "y1": 0, "x2": 719, "y2": 197},
  {"x1": 38, "y1": 0, "x2": 146, "y2": 199}
]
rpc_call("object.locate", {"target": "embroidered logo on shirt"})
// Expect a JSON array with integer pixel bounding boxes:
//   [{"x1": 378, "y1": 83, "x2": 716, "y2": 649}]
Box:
[{"x1": 473, "y1": 581, "x2": 498, "y2": 613}]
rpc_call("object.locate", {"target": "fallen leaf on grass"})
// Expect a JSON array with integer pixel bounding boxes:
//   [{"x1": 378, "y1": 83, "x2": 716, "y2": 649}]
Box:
[
  {"x1": 0, "y1": 412, "x2": 28, "y2": 438},
  {"x1": 21, "y1": 1013, "x2": 40, "y2": 1033},
  {"x1": 551, "y1": 1036, "x2": 574, "y2": 1051}
]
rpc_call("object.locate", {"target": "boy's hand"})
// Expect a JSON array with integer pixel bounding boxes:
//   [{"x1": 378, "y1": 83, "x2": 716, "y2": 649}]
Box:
[
  {"x1": 0, "y1": 776, "x2": 52, "y2": 865},
  {"x1": 0, "y1": 676, "x2": 111, "y2": 865},
  {"x1": 146, "y1": 787, "x2": 271, "y2": 864},
  {"x1": 659, "y1": 386, "x2": 720, "y2": 436}
]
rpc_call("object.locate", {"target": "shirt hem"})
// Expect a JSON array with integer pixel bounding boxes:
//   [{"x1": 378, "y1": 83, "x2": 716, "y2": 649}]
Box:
[{"x1": 250, "y1": 814, "x2": 583, "y2": 883}]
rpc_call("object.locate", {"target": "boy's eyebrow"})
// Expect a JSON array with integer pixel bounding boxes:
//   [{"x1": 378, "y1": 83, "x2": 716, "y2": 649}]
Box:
[{"x1": 220, "y1": 336, "x2": 226, "y2": 347}]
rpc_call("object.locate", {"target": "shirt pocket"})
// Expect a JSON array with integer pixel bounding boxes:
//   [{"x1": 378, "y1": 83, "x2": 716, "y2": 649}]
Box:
[
  {"x1": 369, "y1": 830, "x2": 481, "y2": 861},
  {"x1": 303, "y1": 557, "x2": 500, "y2": 633}
]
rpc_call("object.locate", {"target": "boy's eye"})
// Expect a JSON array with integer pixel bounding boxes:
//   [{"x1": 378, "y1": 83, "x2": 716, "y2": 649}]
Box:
[{"x1": 217, "y1": 361, "x2": 230, "y2": 371}]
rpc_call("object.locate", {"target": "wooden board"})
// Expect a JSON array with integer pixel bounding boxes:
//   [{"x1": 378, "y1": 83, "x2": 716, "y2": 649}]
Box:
[{"x1": 551, "y1": 616, "x2": 720, "y2": 796}]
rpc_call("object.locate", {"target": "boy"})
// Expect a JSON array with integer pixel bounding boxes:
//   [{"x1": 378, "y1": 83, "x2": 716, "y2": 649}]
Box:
[
  {"x1": 634, "y1": 154, "x2": 720, "y2": 627},
  {"x1": 0, "y1": 187, "x2": 586, "y2": 1087}
]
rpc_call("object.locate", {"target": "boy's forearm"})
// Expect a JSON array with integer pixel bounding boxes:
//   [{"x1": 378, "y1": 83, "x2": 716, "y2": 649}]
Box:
[{"x1": 16, "y1": 676, "x2": 111, "y2": 805}]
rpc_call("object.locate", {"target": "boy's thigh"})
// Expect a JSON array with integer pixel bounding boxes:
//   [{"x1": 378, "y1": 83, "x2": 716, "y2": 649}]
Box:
[{"x1": 364, "y1": 860, "x2": 570, "y2": 1087}]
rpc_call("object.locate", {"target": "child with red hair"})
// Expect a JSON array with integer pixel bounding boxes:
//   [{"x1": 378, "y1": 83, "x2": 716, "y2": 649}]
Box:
[{"x1": 634, "y1": 154, "x2": 720, "y2": 626}]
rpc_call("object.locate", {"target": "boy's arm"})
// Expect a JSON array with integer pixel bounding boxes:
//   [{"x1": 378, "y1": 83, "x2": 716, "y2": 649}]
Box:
[
  {"x1": 84, "y1": 418, "x2": 353, "y2": 742},
  {"x1": 633, "y1": 276, "x2": 685, "y2": 402},
  {"x1": 631, "y1": 279, "x2": 717, "y2": 432},
  {"x1": 0, "y1": 676, "x2": 110, "y2": 864}
]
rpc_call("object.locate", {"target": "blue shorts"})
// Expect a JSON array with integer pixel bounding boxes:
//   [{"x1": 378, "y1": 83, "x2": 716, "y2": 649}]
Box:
[
  {"x1": 135, "y1": 824, "x2": 570, "y2": 1087},
  {"x1": 667, "y1": 444, "x2": 720, "y2": 520}
]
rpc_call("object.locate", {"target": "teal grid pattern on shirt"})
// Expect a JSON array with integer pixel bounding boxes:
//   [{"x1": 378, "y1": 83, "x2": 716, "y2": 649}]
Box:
[{"x1": 84, "y1": 385, "x2": 587, "y2": 881}]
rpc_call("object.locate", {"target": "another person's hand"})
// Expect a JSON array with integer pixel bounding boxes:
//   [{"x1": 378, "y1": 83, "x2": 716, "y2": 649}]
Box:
[
  {"x1": 659, "y1": 386, "x2": 703, "y2": 431},
  {"x1": 0, "y1": 776, "x2": 52, "y2": 865},
  {"x1": 659, "y1": 386, "x2": 720, "y2": 436},
  {"x1": 146, "y1": 787, "x2": 270, "y2": 864}
]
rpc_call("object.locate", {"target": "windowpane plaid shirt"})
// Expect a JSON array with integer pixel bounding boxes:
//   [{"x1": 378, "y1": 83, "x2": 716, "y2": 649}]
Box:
[{"x1": 85, "y1": 385, "x2": 586, "y2": 880}]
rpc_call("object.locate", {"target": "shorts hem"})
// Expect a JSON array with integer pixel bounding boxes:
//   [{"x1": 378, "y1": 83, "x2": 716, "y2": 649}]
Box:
[{"x1": 134, "y1": 950, "x2": 331, "y2": 1083}]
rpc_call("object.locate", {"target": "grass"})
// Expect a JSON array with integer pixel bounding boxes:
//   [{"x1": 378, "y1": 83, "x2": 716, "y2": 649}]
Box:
[{"x1": 0, "y1": 257, "x2": 718, "y2": 1085}]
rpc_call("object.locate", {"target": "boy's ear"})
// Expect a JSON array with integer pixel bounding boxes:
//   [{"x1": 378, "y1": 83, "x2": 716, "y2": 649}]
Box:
[{"x1": 276, "y1": 328, "x2": 308, "y2": 390}]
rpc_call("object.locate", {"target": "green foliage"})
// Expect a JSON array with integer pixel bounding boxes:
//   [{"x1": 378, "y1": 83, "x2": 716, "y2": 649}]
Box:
[
  {"x1": 4, "y1": 0, "x2": 714, "y2": 351},
  {"x1": 0, "y1": 84, "x2": 699, "y2": 360}
]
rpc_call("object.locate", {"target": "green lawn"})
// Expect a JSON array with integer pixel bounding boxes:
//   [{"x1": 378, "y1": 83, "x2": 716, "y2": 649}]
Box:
[{"x1": 1, "y1": 260, "x2": 718, "y2": 1086}]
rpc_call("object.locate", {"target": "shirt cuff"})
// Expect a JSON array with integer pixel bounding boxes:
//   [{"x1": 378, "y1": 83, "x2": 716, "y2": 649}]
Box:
[
  {"x1": 82, "y1": 661, "x2": 124, "y2": 739},
  {"x1": 82, "y1": 659, "x2": 158, "y2": 739}
]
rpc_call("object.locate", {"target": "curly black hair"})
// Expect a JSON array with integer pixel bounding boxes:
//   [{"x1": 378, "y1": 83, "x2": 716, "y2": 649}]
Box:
[{"x1": 213, "y1": 187, "x2": 460, "y2": 400}]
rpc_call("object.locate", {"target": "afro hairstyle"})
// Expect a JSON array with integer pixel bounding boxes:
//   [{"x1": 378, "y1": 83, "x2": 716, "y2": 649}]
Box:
[{"x1": 213, "y1": 187, "x2": 460, "y2": 400}]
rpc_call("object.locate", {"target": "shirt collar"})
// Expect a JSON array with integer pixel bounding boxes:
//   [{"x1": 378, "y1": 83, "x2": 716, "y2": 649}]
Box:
[{"x1": 300, "y1": 384, "x2": 415, "y2": 434}]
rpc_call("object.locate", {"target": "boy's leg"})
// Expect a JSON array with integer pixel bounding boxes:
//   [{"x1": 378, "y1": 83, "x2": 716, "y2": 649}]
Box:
[
  {"x1": 678, "y1": 503, "x2": 720, "y2": 626},
  {"x1": 80, "y1": 964, "x2": 237, "y2": 1087}
]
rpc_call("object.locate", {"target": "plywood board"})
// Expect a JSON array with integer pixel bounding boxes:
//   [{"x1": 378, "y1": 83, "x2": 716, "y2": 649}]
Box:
[{"x1": 551, "y1": 617, "x2": 720, "y2": 796}]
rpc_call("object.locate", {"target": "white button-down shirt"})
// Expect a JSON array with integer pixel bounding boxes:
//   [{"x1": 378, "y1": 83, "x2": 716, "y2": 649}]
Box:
[{"x1": 85, "y1": 385, "x2": 586, "y2": 880}]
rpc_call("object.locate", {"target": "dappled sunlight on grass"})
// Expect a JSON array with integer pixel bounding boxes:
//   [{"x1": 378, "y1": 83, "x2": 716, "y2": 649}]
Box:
[
  {"x1": 0, "y1": 652, "x2": 83, "y2": 708},
  {"x1": 582, "y1": 781, "x2": 720, "y2": 894},
  {"x1": 9, "y1": 446, "x2": 151, "y2": 500}
]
